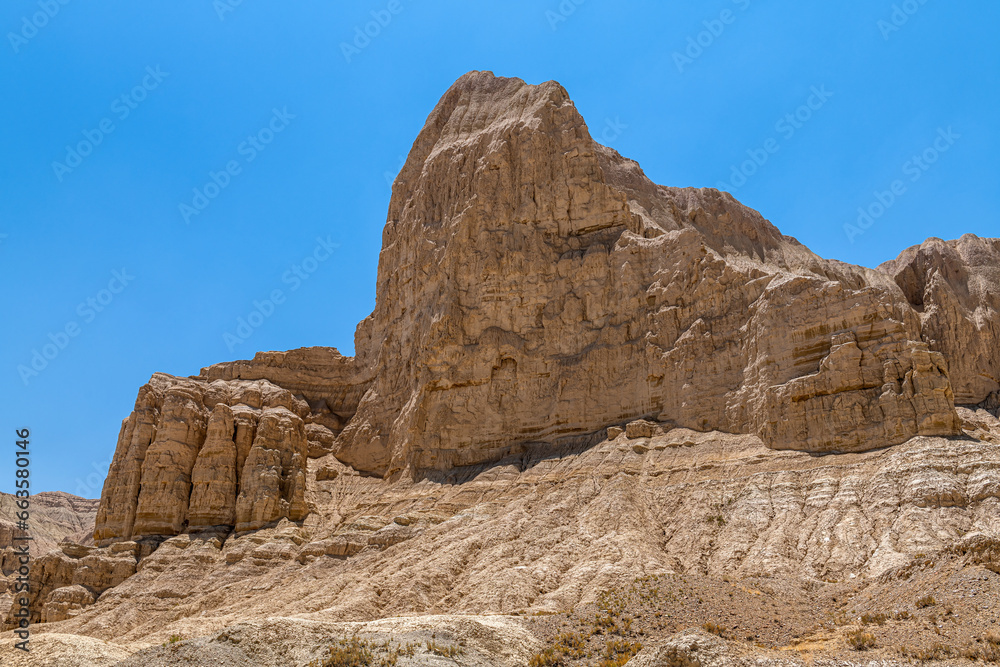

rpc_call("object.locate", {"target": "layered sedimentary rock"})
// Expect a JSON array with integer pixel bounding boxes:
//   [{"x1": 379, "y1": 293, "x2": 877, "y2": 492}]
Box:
[
  {"x1": 95, "y1": 71, "x2": 994, "y2": 546},
  {"x1": 37, "y1": 426, "x2": 1000, "y2": 648},
  {"x1": 94, "y1": 373, "x2": 317, "y2": 544},
  {"x1": 0, "y1": 492, "x2": 99, "y2": 555},
  {"x1": 1, "y1": 541, "x2": 137, "y2": 626},
  {"x1": 333, "y1": 71, "x2": 963, "y2": 475},
  {"x1": 880, "y1": 234, "x2": 1000, "y2": 407}
]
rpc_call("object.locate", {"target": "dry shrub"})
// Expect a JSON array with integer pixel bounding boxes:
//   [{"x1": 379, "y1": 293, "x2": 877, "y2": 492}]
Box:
[{"x1": 846, "y1": 630, "x2": 876, "y2": 651}]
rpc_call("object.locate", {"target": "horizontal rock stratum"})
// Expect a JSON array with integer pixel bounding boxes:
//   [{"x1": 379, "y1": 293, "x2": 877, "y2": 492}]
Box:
[{"x1": 94, "y1": 71, "x2": 998, "y2": 547}]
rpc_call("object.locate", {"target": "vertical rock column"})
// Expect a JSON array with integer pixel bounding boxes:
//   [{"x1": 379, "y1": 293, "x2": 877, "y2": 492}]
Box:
[
  {"x1": 232, "y1": 405, "x2": 259, "y2": 490},
  {"x1": 94, "y1": 385, "x2": 160, "y2": 543},
  {"x1": 235, "y1": 407, "x2": 308, "y2": 533},
  {"x1": 188, "y1": 404, "x2": 238, "y2": 529},
  {"x1": 132, "y1": 385, "x2": 208, "y2": 536}
]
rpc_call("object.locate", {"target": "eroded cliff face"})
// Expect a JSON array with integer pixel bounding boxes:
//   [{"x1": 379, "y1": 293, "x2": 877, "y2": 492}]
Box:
[
  {"x1": 94, "y1": 367, "x2": 329, "y2": 545},
  {"x1": 93, "y1": 71, "x2": 992, "y2": 548},
  {"x1": 880, "y1": 234, "x2": 1000, "y2": 407},
  {"x1": 332, "y1": 70, "x2": 961, "y2": 476}
]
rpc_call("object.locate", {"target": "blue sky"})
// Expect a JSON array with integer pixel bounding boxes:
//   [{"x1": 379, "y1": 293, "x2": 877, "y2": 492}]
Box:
[{"x1": 1, "y1": 1, "x2": 997, "y2": 496}]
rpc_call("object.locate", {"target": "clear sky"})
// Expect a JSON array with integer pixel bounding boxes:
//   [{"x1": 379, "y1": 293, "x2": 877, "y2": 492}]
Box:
[{"x1": 2, "y1": 1, "x2": 997, "y2": 496}]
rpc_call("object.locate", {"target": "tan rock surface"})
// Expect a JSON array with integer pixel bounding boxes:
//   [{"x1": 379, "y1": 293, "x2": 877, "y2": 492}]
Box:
[
  {"x1": 95, "y1": 374, "x2": 315, "y2": 544},
  {"x1": 0, "y1": 491, "x2": 99, "y2": 555},
  {"x1": 95, "y1": 73, "x2": 991, "y2": 547},
  {"x1": 880, "y1": 233, "x2": 1000, "y2": 407},
  {"x1": 35, "y1": 428, "x2": 1000, "y2": 640},
  {"x1": 20, "y1": 72, "x2": 998, "y2": 665},
  {"x1": 0, "y1": 492, "x2": 101, "y2": 622},
  {"x1": 0, "y1": 632, "x2": 133, "y2": 666},
  {"x1": 333, "y1": 71, "x2": 964, "y2": 475}
]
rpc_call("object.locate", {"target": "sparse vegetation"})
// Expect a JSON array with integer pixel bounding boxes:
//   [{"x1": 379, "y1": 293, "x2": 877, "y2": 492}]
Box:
[
  {"x1": 598, "y1": 638, "x2": 641, "y2": 667},
  {"x1": 425, "y1": 640, "x2": 463, "y2": 658},
  {"x1": 527, "y1": 631, "x2": 589, "y2": 666},
  {"x1": 901, "y1": 643, "x2": 954, "y2": 661},
  {"x1": 309, "y1": 637, "x2": 374, "y2": 667},
  {"x1": 860, "y1": 612, "x2": 887, "y2": 626},
  {"x1": 979, "y1": 633, "x2": 1000, "y2": 662},
  {"x1": 553, "y1": 633, "x2": 587, "y2": 659},
  {"x1": 916, "y1": 595, "x2": 937, "y2": 608},
  {"x1": 308, "y1": 637, "x2": 419, "y2": 667},
  {"x1": 846, "y1": 629, "x2": 876, "y2": 651},
  {"x1": 702, "y1": 621, "x2": 727, "y2": 638},
  {"x1": 528, "y1": 648, "x2": 564, "y2": 667},
  {"x1": 899, "y1": 634, "x2": 1000, "y2": 663}
]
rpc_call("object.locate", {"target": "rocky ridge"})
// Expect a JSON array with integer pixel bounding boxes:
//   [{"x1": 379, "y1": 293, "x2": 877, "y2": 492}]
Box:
[
  {"x1": 92, "y1": 72, "x2": 993, "y2": 550},
  {"x1": 3, "y1": 72, "x2": 998, "y2": 665}
]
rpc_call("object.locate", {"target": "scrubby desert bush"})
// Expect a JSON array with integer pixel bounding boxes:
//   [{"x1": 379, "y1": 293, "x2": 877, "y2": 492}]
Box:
[
  {"x1": 309, "y1": 637, "x2": 418, "y2": 667},
  {"x1": 702, "y1": 621, "x2": 727, "y2": 637},
  {"x1": 846, "y1": 630, "x2": 876, "y2": 651},
  {"x1": 860, "y1": 612, "x2": 887, "y2": 626},
  {"x1": 598, "y1": 638, "x2": 642, "y2": 667}
]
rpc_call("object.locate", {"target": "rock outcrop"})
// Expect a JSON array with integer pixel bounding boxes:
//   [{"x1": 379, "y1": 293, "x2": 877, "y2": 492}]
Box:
[
  {"x1": 880, "y1": 234, "x2": 1000, "y2": 407},
  {"x1": 333, "y1": 71, "x2": 964, "y2": 475},
  {"x1": 31, "y1": 426, "x2": 1000, "y2": 653},
  {"x1": 0, "y1": 492, "x2": 99, "y2": 555},
  {"x1": 1, "y1": 541, "x2": 137, "y2": 626},
  {"x1": 94, "y1": 71, "x2": 995, "y2": 550},
  {"x1": 94, "y1": 373, "x2": 316, "y2": 545}
]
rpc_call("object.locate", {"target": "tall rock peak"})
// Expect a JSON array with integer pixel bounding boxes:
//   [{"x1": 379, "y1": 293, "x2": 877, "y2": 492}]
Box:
[{"x1": 93, "y1": 73, "x2": 994, "y2": 547}]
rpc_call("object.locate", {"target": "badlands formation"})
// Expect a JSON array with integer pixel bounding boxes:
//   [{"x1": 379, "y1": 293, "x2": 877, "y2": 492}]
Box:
[{"x1": 2, "y1": 72, "x2": 1000, "y2": 666}]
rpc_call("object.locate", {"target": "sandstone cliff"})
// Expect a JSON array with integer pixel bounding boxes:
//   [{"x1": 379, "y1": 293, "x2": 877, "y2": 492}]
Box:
[
  {"x1": 6, "y1": 70, "x2": 1000, "y2": 667},
  {"x1": 0, "y1": 492, "x2": 98, "y2": 555},
  {"x1": 95, "y1": 72, "x2": 988, "y2": 548},
  {"x1": 880, "y1": 234, "x2": 1000, "y2": 408},
  {"x1": 94, "y1": 371, "x2": 321, "y2": 544}
]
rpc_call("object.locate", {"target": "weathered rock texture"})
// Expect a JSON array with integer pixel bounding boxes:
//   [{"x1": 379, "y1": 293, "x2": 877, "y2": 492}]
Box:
[
  {"x1": 0, "y1": 492, "x2": 101, "y2": 623},
  {"x1": 94, "y1": 71, "x2": 995, "y2": 552},
  {"x1": 26, "y1": 426, "x2": 1000, "y2": 656},
  {"x1": 94, "y1": 373, "x2": 317, "y2": 545},
  {"x1": 0, "y1": 492, "x2": 98, "y2": 555},
  {"x1": 1, "y1": 540, "x2": 138, "y2": 626},
  {"x1": 880, "y1": 234, "x2": 1000, "y2": 408}
]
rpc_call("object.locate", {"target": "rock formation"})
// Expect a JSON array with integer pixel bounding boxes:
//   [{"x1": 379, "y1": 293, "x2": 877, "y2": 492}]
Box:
[
  {"x1": 91, "y1": 71, "x2": 996, "y2": 549},
  {"x1": 332, "y1": 72, "x2": 964, "y2": 474},
  {"x1": 3, "y1": 70, "x2": 999, "y2": 667},
  {"x1": 94, "y1": 373, "x2": 317, "y2": 544},
  {"x1": 880, "y1": 234, "x2": 1000, "y2": 408},
  {"x1": 0, "y1": 492, "x2": 98, "y2": 555}
]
